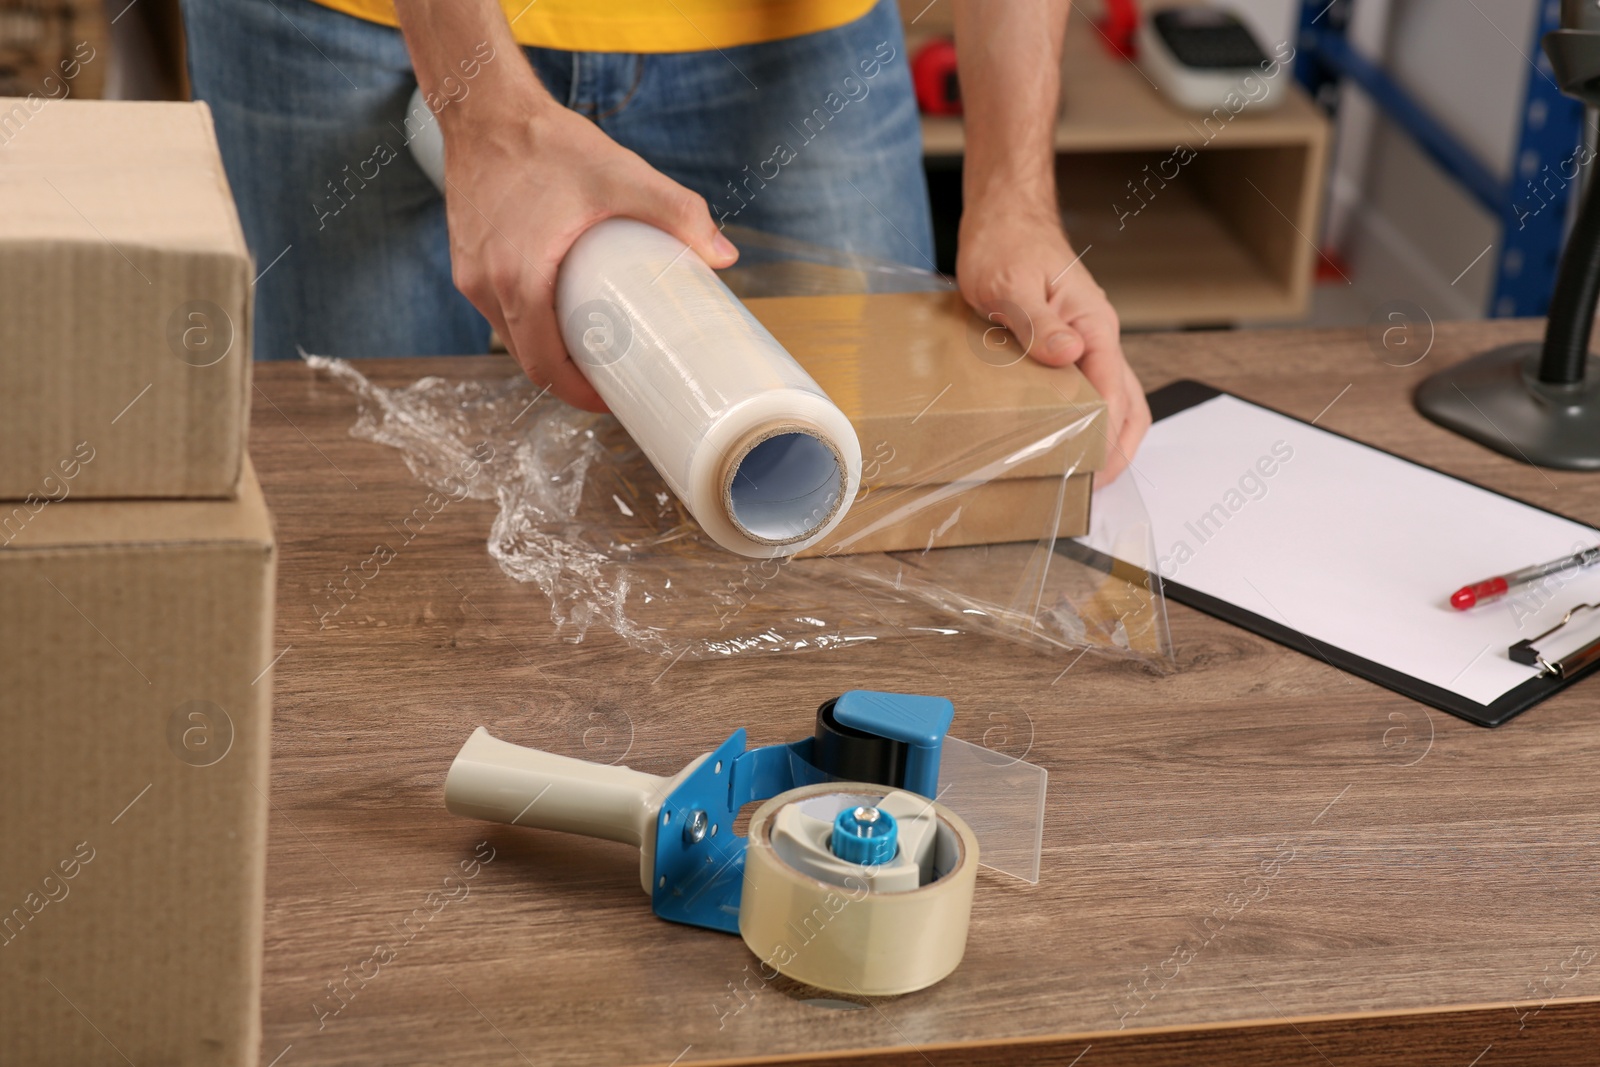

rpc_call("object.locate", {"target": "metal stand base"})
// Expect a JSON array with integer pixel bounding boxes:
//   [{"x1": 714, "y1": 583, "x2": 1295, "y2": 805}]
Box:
[{"x1": 1414, "y1": 342, "x2": 1600, "y2": 471}]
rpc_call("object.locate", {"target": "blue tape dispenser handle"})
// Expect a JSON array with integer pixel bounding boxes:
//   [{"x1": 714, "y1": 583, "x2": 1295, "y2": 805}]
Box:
[{"x1": 443, "y1": 691, "x2": 955, "y2": 934}]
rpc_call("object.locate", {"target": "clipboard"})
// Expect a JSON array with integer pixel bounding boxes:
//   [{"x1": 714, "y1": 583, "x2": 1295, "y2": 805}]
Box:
[{"x1": 1085, "y1": 380, "x2": 1600, "y2": 728}]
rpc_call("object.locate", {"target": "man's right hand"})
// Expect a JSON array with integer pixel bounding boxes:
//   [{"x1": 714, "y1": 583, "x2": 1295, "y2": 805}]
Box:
[{"x1": 398, "y1": 0, "x2": 737, "y2": 410}]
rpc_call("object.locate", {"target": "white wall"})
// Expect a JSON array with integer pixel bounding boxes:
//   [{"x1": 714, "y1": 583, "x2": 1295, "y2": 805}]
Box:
[
  {"x1": 1327, "y1": 0, "x2": 1548, "y2": 321},
  {"x1": 1223, "y1": 0, "x2": 1300, "y2": 51}
]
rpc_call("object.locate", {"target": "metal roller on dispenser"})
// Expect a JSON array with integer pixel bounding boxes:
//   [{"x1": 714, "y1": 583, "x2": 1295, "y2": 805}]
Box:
[{"x1": 443, "y1": 691, "x2": 1034, "y2": 994}]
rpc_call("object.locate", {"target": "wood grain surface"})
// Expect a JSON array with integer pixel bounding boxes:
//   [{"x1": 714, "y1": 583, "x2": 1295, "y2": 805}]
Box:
[{"x1": 251, "y1": 319, "x2": 1600, "y2": 1067}]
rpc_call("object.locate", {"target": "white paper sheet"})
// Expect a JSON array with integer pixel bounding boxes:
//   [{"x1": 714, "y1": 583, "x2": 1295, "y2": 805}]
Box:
[{"x1": 1080, "y1": 394, "x2": 1600, "y2": 706}]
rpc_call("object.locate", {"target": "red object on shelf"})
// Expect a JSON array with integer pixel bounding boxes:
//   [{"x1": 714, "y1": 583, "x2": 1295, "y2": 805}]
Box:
[
  {"x1": 912, "y1": 39, "x2": 962, "y2": 116},
  {"x1": 1315, "y1": 249, "x2": 1354, "y2": 284},
  {"x1": 1097, "y1": 0, "x2": 1140, "y2": 59}
]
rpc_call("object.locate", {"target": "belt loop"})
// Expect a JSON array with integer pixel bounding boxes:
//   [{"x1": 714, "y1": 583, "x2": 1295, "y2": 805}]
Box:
[{"x1": 567, "y1": 53, "x2": 581, "y2": 111}]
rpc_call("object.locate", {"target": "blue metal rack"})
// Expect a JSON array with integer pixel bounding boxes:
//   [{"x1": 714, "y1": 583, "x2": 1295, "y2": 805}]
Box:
[{"x1": 1296, "y1": 0, "x2": 1587, "y2": 316}]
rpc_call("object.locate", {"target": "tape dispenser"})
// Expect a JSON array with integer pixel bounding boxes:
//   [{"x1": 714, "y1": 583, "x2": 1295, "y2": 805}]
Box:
[{"x1": 444, "y1": 690, "x2": 1045, "y2": 996}]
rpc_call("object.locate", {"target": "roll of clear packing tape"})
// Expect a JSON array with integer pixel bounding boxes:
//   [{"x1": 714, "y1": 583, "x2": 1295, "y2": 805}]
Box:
[
  {"x1": 739, "y1": 784, "x2": 979, "y2": 996},
  {"x1": 556, "y1": 219, "x2": 862, "y2": 558}
]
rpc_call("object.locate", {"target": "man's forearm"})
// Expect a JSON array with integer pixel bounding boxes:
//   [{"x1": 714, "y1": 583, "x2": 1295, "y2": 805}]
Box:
[
  {"x1": 951, "y1": 0, "x2": 1071, "y2": 219},
  {"x1": 392, "y1": 0, "x2": 551, "y2": 133}
]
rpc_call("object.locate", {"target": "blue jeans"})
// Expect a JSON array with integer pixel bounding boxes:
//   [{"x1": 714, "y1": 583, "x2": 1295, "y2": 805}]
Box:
[{"x1": 181, "y1": 0, "x2": 933, "y2": 360}]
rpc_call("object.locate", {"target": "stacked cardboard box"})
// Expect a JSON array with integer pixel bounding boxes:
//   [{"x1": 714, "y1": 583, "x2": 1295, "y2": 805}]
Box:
[
  {"x1": 0, "y1": 99, "x2": 274, "y2": 1067},
  {"x1": 1, "y1": 97, "x2": 251, "y2": 497}
]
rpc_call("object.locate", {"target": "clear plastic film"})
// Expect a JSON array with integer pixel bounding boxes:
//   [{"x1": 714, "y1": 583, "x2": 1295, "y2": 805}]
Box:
[
  {"x1": 937, "y1": 736, "x2": 1047, "y2": 885},
  {"x1": 557, "y1": 219, "x2": 860, "y2": 557},
  {"x1": 305, "y1": 225, "x2": 1171, "y2": 666}
]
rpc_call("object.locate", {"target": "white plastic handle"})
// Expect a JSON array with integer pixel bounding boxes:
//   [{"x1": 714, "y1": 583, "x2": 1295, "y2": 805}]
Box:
[{"x1": 444, "y1": 727, "x2": 703, "y2": 892}]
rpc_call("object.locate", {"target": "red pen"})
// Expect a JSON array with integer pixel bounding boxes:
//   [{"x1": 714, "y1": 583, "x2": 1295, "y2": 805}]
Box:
[{"x1": 1451, "y1": 545, "x2": 1600, "y2": 609}]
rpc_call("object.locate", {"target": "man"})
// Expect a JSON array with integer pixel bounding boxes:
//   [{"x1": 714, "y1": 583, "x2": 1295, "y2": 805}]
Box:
[{"x1": 184, "y1": 0, "x2": 1149, "y2": 478}]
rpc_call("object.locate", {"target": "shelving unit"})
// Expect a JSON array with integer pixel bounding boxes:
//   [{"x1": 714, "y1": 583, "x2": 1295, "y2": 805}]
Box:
[
  {"x1": 908, "y1": 8, "x2": 1330, "y2": 329},
  {"x1": 1295, "y1": 0, "x2": 1583, "y2": 318}
]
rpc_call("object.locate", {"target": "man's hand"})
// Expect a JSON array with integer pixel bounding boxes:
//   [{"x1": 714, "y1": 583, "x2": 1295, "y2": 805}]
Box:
[
  {"x1": 956, "y1": 206, "x2": 1150, "y2": 482},
  {"x1": 396, "y1": 0, "x2": 736, "y2": 411},
  {"x1": 952, "y1": 0, "x2": 1149, "y2": 482},
  {"x1": 440, "y1": 91, "x2": 738, "y2": 410}
]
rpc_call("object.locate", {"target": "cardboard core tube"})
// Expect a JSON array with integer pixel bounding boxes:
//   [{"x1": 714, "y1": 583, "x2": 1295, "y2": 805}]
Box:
[{"x1": 720, "y1": 421, "x2": 847, "y2": 547}]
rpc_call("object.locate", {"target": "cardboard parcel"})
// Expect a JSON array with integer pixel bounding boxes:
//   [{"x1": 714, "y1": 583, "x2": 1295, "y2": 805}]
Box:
[
  {"x1": 0, "y1": 460, "x2": 276, "y2": 1065},
  {"x1": 747, "y1": 290, "x2": 1108, "y2": 558},
  {"x1": 0, "y1": 98, "x2": 252, "y2": 499}
]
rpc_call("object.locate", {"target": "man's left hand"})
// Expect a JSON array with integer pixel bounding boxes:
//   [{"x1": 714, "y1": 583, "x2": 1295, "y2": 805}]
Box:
[{"x1": 956, "y1": 205, "x2": 1150, "y2": 484}]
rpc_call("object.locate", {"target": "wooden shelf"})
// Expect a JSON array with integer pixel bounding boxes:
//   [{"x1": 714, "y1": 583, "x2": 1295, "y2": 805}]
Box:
[
  {"x1": 911, "y1": 13, "x2": 1331, "y2": 328},
  {"x1": 1060, "y1": 145, "x2": 1320, "y2": 328},
  {"x1": 917, "y1": 15, "x2": 1326, "y2": 157}
]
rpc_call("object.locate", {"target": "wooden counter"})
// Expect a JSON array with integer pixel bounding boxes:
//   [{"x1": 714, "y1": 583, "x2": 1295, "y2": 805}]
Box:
[{"x1": 250, "y1": 319, "x2": 1600, "y2": 1066}]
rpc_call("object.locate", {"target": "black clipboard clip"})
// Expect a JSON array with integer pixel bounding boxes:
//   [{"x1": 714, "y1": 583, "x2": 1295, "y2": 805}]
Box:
[{"x1": 1510, "y1": 603, "x2": 1600, "y2": 677}]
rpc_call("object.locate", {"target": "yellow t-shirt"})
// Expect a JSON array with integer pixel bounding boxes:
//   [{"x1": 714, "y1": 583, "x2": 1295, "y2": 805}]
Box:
[{"x1": 313, "y1": 0, "x2": 879, "y2": 53}]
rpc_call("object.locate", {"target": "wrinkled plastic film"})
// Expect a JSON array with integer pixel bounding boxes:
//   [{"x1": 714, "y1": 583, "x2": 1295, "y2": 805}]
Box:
[
  {"x1": 1058, "y1": 470, "x2": 1174, "y2": 660},
  {"x1": 306, "y1": 226, "x2": 1171, "y2": 666}
]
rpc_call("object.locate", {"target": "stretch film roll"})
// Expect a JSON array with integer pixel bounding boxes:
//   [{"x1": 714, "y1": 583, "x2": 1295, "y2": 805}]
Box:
[
  {"x1": 556, "y1": 219, "x2": 862, "y2": 558},
  {"x1": 739, "y1": 784, "x2": 979, "y2": 996}
]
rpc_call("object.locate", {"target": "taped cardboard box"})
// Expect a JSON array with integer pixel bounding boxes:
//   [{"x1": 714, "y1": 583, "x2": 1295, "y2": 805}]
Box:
[
  {"x1": 0, "y1": 459, "x2": 275, "y2": 1066},
  {"x1": 0, "y1": 98, "x2": 251, "y2": 499},
  {"x1": 745, "y1": 290, "x2": 1107, "y2": 557}
]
